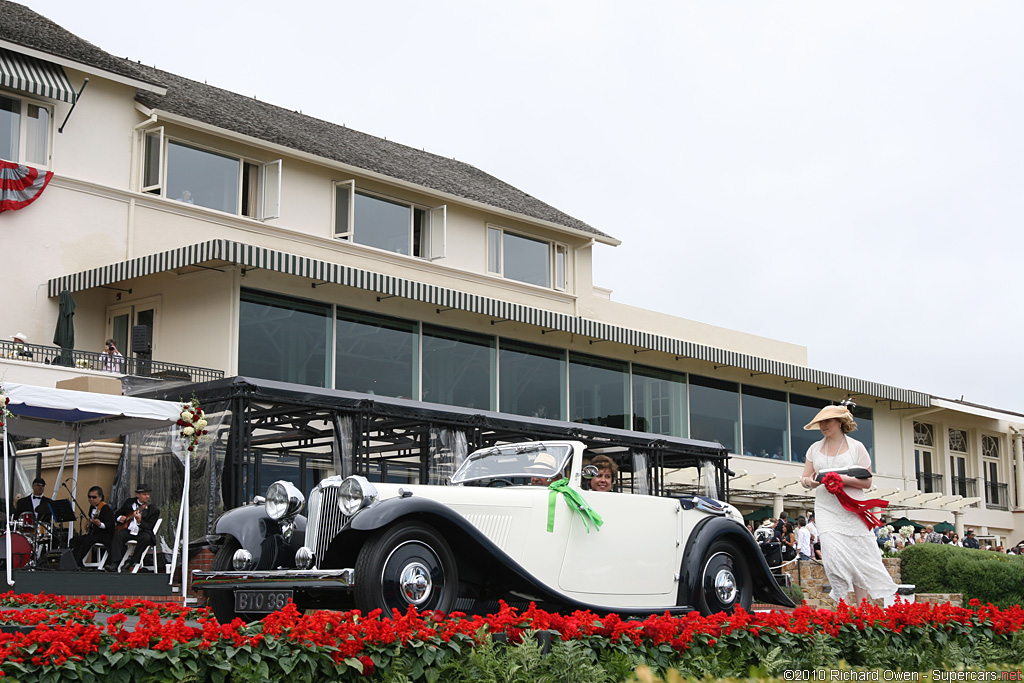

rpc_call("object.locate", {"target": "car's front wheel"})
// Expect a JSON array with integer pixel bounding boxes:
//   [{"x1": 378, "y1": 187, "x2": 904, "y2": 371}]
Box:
[
  {"x1": 208, "y1": 537, "x2": 262, "y2": 624},
  {"x1": 354, "y1": 522, "x2": 458, "y2": 614},
  {"x1": 693, "y1": 539, "x2": 752, "y2": 615}
]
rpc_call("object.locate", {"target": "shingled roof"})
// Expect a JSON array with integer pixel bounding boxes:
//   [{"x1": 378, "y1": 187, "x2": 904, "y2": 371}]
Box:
[{"x1": 0, "y1": 1, "x2": 614, "y2": 241}]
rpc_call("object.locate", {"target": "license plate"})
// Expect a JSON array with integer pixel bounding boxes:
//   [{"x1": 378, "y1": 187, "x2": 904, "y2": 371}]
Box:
[{"x1": 233, "y1": 589, "x2": 293, "y2": 613}]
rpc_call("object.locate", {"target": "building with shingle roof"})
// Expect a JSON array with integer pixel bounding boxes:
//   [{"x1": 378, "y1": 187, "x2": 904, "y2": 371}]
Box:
[{"x1": 1, "y1": 0, "x2": 1021, "y2": 554}]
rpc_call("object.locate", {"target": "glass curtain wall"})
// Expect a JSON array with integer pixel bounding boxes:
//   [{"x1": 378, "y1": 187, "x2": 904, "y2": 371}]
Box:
[
  {"x1": 741, "y1": 386, "x2": 788, "y2": 460},
  {"x1": 498, "y1": 340, "x2": 566, "y2": 420},
  {"x1": 335, "y1": 307, "x2": 417, "y2": 399},
  {"x1": 632, "y1": 365, "x2": 687, "y2": 436},
  {"x1": 788, "y1": 394, "x2": 830, "y2": 464},
  {"x1": 422, "y1": 325, "x2": 495, "y2": 409},
  {"x1": 850, "y1": 405, "x2": 875, "y2": 466},
  {"x1": 569, "y1": 353, "x2": 628, "y2": 428},
  {"x1": 689, "y1": 375, "x2": 739, "y2": 453},
  {"x1": 238, "y1": 289, "x2": 331, "y2": 387},
  {"x1": 237, "y1": 290, "x2": 876, "y2": 462}
]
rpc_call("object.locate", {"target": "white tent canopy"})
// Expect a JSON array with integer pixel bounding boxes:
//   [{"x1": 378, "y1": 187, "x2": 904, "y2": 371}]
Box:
[
  {"x1": 3, "y1": 383, "x2": 182, "y2": 441},
  {"x1": 1, "y1": 383, "x2": 186, "y2": 588}
]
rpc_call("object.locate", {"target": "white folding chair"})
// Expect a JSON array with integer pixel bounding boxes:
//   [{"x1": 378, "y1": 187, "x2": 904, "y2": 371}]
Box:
[
  {"x1": 82, "y1": 543, "x2": 109, "y2": 570},
  {"x1": 117, "y1": 518, "x2": 163, "y2": 573}
]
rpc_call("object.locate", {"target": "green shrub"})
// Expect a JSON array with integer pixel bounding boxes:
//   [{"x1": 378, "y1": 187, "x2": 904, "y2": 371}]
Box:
[
  {"x1": 900, "y1": 542, "x2": 1024, "y2": 606},
  {"x1": 780, "y1": 583, "x2": 803, "y2": 605}
]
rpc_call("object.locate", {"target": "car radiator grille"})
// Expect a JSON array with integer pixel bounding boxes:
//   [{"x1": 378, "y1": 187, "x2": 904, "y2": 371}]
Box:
[{"x1": 305, "y1": 485, "x2": 352, "y2": 569}]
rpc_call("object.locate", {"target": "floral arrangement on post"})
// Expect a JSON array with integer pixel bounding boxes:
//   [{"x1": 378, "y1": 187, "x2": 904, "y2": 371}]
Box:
[
  {"x1": 177, "y1": 396, "x2": 208, "y2": 452},
  {"x1": 0, "y1": 384, "x2": 11, "y2": 429}
]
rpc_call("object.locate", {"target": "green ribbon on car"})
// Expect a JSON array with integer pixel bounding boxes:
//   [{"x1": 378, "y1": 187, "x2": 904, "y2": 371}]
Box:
[{"x1": 546, "y1": 478, "x2": 603, "y2": 533}]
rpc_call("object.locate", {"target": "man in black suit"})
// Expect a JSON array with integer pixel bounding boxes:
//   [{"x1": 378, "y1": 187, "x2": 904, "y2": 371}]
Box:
[
  {"x1": 13, "y1": 477, "x2": 52, "y2": 524},
  {"x1": 105, "y1": 484, "x2": 160, "y2": 572},
  {"x1": 70, "y1": 486, "x2": 116, "y2": 568}
]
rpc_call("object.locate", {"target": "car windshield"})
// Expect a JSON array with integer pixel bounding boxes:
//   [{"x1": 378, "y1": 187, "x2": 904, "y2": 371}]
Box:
[{"x1": 450, "y1": 442, "x2": 572, "y2": 484}]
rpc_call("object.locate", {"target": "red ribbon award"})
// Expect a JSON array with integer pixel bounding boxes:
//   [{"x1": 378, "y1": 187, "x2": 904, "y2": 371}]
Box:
[{"x1": 820, "y1": 471, "x2": 889, "y2": 530}]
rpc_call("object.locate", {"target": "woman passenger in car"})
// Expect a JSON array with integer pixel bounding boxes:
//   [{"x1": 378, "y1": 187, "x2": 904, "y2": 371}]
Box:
[{"x1": 588, "y1": 455, "x2": 618, "y2": 492}]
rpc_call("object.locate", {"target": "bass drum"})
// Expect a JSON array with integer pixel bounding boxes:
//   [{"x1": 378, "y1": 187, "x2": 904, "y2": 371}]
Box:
[{"x1": 0, "y1": 533, "x2": 33, "y2": 569}]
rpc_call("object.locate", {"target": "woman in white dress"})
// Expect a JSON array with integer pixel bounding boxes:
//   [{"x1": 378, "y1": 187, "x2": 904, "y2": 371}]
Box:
[{"x1": 799, "y1": 405, "x2": 898, "y2": 604}]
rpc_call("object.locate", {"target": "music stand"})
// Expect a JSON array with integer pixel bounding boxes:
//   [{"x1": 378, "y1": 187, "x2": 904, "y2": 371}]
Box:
[
  {"x1": 47, "y1": 500, "x2": 76, "y2": 550},
  {"x1": 47, "y1": 499, "x2": 75, "y2": 525}
]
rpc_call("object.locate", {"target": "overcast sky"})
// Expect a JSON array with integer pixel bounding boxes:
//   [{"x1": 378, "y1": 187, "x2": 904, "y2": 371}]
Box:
[{"x1": 26, "y1": 1, "x2": 1024, "y2": 414}]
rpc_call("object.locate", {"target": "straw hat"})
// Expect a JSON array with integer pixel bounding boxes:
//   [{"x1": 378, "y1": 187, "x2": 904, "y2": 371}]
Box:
[
  {"x1": 12, "y1": 332, "x2": 27, "y2": 343},
  {"x1": 803, "y1": 405, "x2": 856, "y2": 431}
]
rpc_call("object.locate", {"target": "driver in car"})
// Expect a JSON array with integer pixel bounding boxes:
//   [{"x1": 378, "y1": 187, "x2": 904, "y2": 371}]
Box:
[{"x1": 527, "y1": 452, "x2": 565, "y2": 486}]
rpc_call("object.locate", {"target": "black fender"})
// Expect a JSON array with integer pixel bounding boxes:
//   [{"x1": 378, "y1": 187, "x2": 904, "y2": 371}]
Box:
[
  {"x1": 338, "y1": 497, "x2": 697, "y2": 616},
  {"x1": 212, "y1": 504, "x2": 306, "y2": 570},
  {"x1": 679, "y1": 516, "x2": 795, "y2": 609}
]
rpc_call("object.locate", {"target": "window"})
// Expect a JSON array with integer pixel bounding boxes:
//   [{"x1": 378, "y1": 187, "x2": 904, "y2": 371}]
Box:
[
  {"x1": 0, "y1": 92, "x2": 50, "y2": 166},
  {"x1": 688, "y1": 376, "x2": 739, "y2": 453},
  {"x1": 982, "y1": 434, "x2": 1005, "y2": 510},
  {"x1": 238, "y1": 289, "x2": 331, "y2": 387},
  {"x1": 789, "y1": 394, "x2": 830, "y2": 464},
  {"x1": 741, "y1": 386, "x2": 788, "y2": 460},
  {"x1": 949, "y1": 428, "x2": 968, "y2": 453},
  {"x1": 948, "y1": 427, "x2": 968, "y2": 498},
  {"x1": 849, "y1": 404, "x2": 875, "y2": 464},
  {"x1": 335, "y1": 307, "x2": 417, "y2": 399},
  {"x1": 913, "y1": 421, "x2": 940, "y2": 494},
  {"x1": 334, "y1": 181, "x2": 445, "y2": 259},
  {"x1": 498, "y1": 340, "x2": 566, "y2": 420},
  {"x1": 140, "y1": 130, "x2": 281, "y2": 218},
  {"x1": 632, "y1": 365, "x2": 686, "y2": 437},
  {"x1": 422, "y1": 325, "x2": 494, "y2": 409},
  {"x1": 569, "y1": 353, "x2": 628, "y2": 428},
  {"x1": 487, "y1": 225, "x2": 568, "y2": 290}
]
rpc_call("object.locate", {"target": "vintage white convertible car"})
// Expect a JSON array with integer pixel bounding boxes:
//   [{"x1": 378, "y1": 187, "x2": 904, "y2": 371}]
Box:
[{"x1": 193, "y1": 440, "x2": 793, "y2": 621}]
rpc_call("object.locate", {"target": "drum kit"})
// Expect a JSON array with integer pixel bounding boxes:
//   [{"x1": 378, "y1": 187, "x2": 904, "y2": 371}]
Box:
[{"x1": 1, "y1": 512, "x2": 58, "y2": 569}]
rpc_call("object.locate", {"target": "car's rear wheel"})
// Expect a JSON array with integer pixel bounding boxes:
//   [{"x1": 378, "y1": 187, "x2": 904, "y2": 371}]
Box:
[
  {"x1": 208, "y1": 537, "x2": 261, "y2": 624},
  {"x1": 694, "y1": 539, "x2": 752, "y2": 615},
  {"x1": 354, "y1": 522, "x2": 458, "y2": 614}
]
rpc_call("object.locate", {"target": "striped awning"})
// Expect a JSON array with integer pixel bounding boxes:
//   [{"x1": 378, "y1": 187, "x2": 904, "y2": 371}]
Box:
[
  {"x1": 0, "y1": 49, "x2": 76, "y2": 103},
  {"x1": 47, "y1": 239, "x2": 931, "y2": 407}
]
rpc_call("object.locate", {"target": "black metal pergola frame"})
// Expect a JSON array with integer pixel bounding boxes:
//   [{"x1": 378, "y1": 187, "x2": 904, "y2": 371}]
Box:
[{"x1": 135, "y1": 376, "x2": 732, "y2": 516}]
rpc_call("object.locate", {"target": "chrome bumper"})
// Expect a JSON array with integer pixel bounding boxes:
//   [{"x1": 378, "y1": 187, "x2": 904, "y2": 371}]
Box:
[{"x1": 192, "y1": 568, "x2": 354, "y2": 591}]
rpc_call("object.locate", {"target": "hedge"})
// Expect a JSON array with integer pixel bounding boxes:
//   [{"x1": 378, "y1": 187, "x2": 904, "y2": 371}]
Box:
[{"x1": 900, "y1": 543, "x2": 1024, "y2": 607}]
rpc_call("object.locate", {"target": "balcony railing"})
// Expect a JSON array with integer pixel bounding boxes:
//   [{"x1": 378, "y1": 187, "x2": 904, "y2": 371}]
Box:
[
  {"x1": 985, "y1": 482, "x2": 1009, "y2": 511},
  {"x1": 917, "y1": 471, "x2": 943, "y2": 494},
  {"x1": 950, "y1": 476, "x2": 977, "y2": 499},
  {"x1": 0, "y1": 339, "x2": 223, "y2": 383}
]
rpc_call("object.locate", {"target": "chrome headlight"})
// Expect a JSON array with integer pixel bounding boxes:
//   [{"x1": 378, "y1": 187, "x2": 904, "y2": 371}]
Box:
[
  {"x1": 338, "y1": 475, "x2": 377, "y2": 516},
  {"x1": 265, "y1": 480, "x2": 305, "y2": 521}
]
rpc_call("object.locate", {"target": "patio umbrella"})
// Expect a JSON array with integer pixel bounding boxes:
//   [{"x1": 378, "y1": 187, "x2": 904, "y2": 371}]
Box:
[
  {"x1": 52, "y1": 290, "x2": 75, "y2": 366},
  {"x1": 743, "y1": 505, "x2": 774, "y2": 522},
  {"x1": 887, "y1": 517, "x2": 925, "y2": 531},
  {"x1": 933, "y1": 521, "x2": 955, "y2": 533}
]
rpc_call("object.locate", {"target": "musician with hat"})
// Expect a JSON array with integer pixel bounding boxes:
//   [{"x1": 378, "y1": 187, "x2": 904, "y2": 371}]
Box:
[
  {"x1": 105, "y1": 484, "x2": 160, "y2": 572},
  {"x1": 13, "y1": 477, "x2": 52, "y2": 524}
]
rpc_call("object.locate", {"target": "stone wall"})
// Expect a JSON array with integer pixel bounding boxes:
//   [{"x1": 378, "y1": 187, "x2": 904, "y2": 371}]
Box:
[
  {"x1": 780, "y1": 558, "x2": 963, "y2": 608},
  {"x1": 781, "y1": 558, "x2": 902, "y2": 607}
]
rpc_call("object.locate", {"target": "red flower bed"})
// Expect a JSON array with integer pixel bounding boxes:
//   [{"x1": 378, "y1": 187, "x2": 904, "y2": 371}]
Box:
[{"x1": 0, "y1": 593, "x2": 1019, "y2": 680}]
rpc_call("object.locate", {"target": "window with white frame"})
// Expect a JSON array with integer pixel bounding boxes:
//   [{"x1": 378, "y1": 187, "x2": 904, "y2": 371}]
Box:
[
  {"x1": 140, "y1": 128, "x2": 281, "y2": 219},
  {"x1": 948, "y1": 427, "x2": 968, "y2": 498},
  {"x1": 0, "y1": 91, "x2": 51, "y2": 167},
  {"x1": 982, "y1": 434, "x2": 999, "y2": 459},
  {"x1": 487, "y1": 225, "x2": 568, "y2": 290},
  {"x1": 334, "y1": 181, "x2": 445, "y2": 259}
]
